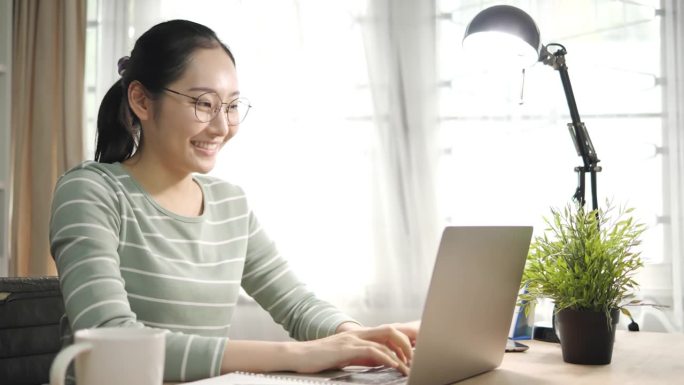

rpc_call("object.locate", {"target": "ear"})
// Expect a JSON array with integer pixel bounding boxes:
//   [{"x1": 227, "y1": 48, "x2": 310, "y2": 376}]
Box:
[{"x1": 127, "y1": 81, "x2": 153, "y2": 122}]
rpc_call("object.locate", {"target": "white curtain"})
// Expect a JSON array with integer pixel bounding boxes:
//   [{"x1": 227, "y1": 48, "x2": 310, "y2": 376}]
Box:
[
  {"x1": 87, "y1": 0, "x2": 442, "y2": 336},
  {"x1": 436, "y1": 0, "x2": 682, "y2": 333},
  {"x1": 360, "y1": 0, "x2": 441, "y2": 320},
  {"x1": 662, "y1": 0, "x2": 684, "y2": 332},
  {"x1": 85, "y1": 0, "x2": 684, "y2": 336}
]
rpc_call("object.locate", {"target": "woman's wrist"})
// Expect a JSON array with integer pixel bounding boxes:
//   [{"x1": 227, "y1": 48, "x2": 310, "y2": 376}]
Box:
[{"x1": 222, "y1": 340, "x2": 302, "y2": 374}]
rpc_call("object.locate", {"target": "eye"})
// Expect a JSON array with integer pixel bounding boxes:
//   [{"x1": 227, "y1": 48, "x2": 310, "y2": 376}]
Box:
[
  {"x1": 196, "y1": 99, "x2": 213, "y2": 109},
  {"x1": 195, "y1": 93, "x2": 221, "y2": 112}
]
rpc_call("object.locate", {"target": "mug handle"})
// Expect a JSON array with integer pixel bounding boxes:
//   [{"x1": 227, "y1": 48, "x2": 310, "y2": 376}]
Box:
[{"x1": 50, "y1": 343, "x2": 93, "y2": 385}]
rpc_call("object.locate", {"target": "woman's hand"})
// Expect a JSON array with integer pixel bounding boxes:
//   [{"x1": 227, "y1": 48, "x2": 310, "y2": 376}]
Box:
[
  {"x1": 222, "y1": 321, "x2": 421, "y2": 376},
  {"x1": 386, "y1": 320, "x2": 420, "y2": 347},
  {"x1": 338, "y1": 320, "x2": 420, "y2": 346},
  {"x1": 293, "y1": 324, "x2": 414, "y2": 375}
]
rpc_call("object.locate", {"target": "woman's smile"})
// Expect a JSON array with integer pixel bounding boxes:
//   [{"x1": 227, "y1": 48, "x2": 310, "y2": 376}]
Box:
[{"x1": 191, "y1": 139, "x2": 222, "y2": 155}]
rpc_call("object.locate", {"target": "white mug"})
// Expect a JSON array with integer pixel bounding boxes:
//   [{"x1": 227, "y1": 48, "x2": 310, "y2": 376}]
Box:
[{"x1": 50, "y1": 327, "x2": 166, "y2": 385}]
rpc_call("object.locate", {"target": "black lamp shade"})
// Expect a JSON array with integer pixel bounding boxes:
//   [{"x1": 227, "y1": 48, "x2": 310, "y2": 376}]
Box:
[{"x1": 463, "y1": 5, "x2": 542, "y2": 67}]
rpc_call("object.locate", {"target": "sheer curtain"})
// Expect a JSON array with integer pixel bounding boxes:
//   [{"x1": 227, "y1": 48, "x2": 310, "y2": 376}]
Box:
[
  {"x1": 438, "y1": 0, "x2": 681, "y2": 332},
  {"x1": 86, "y1": 0, "x2": 441, "y2": 337},
  {"x1": 87, "y1": 0, "x2": 683, "y2": 335},
  {"x1": 662, "y1": 0, "x2": 684, "y2": 332},
  {"x1": 360, "y1": 0, "x2": 441, "y2": 319}
]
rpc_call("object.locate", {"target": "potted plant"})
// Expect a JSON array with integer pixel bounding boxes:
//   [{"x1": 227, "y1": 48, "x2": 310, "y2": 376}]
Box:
[{"x1": 519, "y1": 201, "x2": 647, "y2": 365}]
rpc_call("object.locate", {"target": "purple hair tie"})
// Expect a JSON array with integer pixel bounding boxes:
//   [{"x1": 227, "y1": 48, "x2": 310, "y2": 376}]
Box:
[{"x1": 117, "y1": 56, "x2": 130, "y2": 76}]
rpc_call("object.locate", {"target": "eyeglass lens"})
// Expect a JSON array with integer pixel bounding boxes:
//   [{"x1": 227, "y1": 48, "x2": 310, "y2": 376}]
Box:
[{"x1": 194, "y1": 92, "x2": 250, "y2": 124}]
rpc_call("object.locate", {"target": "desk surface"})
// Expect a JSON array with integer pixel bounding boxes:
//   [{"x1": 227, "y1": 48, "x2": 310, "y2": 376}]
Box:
[
  {"x1": 177, "y1": 331, "x2": 683, "y2": 385},
  {"x1": 460, "y1": 331, "x2": 684, "y2": 384}
]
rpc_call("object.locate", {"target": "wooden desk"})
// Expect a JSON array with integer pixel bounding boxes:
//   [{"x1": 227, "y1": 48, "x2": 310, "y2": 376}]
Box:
[
  {"x1": 176, "y1": 331, "x2": 683, "y2": 385},
  {"x1": 460, "y1": 331, "x2": 684, "y2": 384}
]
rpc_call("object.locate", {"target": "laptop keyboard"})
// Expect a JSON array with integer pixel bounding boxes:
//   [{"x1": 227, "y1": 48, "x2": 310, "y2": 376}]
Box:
[{"x1": 331, "y1": 367, "x2": 407, "y2": 384}]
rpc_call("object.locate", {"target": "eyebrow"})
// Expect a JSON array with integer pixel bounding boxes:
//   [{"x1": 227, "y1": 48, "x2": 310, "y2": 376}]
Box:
[{"x1": 187, "y1": 87, "x2": 240, "y2": 98}]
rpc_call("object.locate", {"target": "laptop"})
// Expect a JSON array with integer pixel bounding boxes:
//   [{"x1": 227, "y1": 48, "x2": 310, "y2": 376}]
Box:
[
  {"x1": 330, "y1": 226, "x2": 533, "y2": 385},
  {"x1": 189, "y1": 226, "x2": 533, "y2": 385}
]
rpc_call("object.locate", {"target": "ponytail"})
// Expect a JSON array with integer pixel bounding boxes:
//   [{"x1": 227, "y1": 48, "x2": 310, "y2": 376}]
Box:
[{"x1": 94, "y1": 81, "x2": 139, "y2": 163}]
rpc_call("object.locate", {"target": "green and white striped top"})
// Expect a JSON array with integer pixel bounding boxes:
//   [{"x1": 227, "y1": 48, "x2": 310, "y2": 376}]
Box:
[{"x1": 49, "y1": 161, "x2": 355, "y2": 382}]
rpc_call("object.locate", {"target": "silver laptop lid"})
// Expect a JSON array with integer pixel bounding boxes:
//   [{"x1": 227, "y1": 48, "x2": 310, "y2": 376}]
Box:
[{"x1": 408, "y1": 226, "x2": 532, "y2": 385}]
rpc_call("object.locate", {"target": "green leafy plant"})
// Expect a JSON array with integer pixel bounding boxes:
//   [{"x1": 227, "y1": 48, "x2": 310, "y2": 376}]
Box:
[{"x1": 519, "y1": 201, "x2": 648, "y2": 323}]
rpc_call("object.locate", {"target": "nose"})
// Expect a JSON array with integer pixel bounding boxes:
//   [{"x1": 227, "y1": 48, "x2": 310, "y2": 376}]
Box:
[{"x1": 208, "y1": 110, "x2": 230, "y2": 136}]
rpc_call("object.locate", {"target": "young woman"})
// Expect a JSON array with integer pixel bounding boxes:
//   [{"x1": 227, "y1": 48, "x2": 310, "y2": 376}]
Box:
[{"x1": 49, "y1": 20, "x2": 418, "y2": 383}]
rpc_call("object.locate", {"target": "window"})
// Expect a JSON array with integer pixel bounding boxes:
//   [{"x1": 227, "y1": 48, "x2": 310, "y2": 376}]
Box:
[
  {"x1": 436, "y1": 0, "x2": 663, "y2": 263},
  {"x1": 83, "y1": 1, "x2": 672, "y2": 322}
]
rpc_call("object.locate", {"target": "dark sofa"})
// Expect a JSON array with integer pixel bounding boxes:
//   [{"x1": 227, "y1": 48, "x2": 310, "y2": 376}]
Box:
[{"x1": 0, "y1": 276, "x2": 65, "y2": 385}]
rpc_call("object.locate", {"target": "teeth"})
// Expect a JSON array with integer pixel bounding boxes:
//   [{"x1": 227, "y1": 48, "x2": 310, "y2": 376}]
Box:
[{"x1": 192, "y1": 141, "x2": 219, "y2": 150}]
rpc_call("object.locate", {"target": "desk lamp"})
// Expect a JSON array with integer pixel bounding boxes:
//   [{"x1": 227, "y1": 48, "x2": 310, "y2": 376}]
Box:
[{"x1": 462, "y1": 5, "x2": 601, "y2": 211}]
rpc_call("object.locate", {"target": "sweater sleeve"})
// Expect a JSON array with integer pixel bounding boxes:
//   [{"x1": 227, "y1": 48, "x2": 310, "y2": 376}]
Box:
[
  {"x1": 240, "y1": 208, "x2": 357, "y2": 341},
  {"x1": 49, "y1": 169, "x2": 227, "y2": 382}
]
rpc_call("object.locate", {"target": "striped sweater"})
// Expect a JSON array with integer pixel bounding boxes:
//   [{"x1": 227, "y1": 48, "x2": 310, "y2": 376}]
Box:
[{"x1": 49, "y1": 161, "x2": 355, "y2": 382}]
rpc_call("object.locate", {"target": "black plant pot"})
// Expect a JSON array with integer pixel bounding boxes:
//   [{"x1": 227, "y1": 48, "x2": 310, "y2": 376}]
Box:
[{"x1": 555, "y1": 308, "x2": 620, "y2": 365}]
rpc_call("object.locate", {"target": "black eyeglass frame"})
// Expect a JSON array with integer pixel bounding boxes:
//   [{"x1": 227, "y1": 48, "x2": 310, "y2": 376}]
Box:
[{"x1": 162, "y1": 87, "x2": 251, "y2": 126}]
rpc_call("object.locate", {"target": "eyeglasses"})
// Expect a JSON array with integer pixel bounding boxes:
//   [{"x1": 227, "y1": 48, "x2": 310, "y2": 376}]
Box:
[{"x1": 162, "y1": 88, "x2": 251, "y2": 126}]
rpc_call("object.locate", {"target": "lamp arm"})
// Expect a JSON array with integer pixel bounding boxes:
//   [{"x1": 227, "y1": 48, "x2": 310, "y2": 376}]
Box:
[{"x1": 540, "y1": 44, "x2": 602, "y2": 211}]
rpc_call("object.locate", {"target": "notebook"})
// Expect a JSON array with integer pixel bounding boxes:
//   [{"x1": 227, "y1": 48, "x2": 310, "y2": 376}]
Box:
[{"x1": 185, "y1": 226, "x2": 533, "y2": 385}]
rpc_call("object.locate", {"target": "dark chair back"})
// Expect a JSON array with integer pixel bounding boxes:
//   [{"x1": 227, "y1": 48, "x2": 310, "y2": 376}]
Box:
[{"x1": 0, "y1": 276, "x2": 65, "y2": 385}]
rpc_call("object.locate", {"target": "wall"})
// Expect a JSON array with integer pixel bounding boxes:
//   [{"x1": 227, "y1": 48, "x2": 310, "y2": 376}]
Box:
[{"x1": 0, "y1": 0, "x2": 12, "y2": 277}]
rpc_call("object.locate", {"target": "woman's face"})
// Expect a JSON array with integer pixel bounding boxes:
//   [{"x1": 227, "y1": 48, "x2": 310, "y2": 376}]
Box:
[{"x1": 143, "y1": 46, "x2": 239, "y2": 176}]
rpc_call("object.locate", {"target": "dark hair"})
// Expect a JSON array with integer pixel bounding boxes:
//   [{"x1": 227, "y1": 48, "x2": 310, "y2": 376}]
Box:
[{"x1": 95, "y1": 20, "x2": 235, "y2": 163}]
